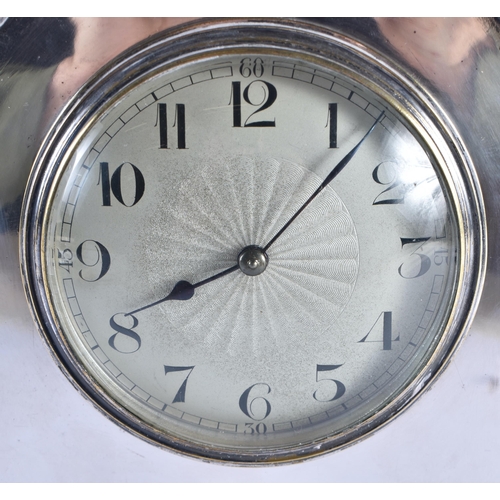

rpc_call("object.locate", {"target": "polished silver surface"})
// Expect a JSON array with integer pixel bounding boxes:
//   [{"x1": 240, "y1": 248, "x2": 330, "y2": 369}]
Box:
[{"x1": 1, "y1": 17, "x2": 500, "y2": 480}]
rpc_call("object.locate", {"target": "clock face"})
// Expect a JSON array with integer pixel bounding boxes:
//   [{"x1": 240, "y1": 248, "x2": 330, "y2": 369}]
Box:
[{"x1": 22, "y1": 21, "x2": 484, "y2": 463}]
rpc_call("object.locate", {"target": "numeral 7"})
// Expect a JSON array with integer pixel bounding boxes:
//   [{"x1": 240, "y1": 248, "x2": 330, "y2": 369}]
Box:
[{"x1": 164, "y1": 365, "x2": 195, "y2": 403}]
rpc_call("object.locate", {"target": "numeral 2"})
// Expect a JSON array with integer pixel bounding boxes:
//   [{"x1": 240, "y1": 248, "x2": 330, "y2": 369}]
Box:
[{"x1": 372, "y1": 161, "x2": 408, "y2": 205}]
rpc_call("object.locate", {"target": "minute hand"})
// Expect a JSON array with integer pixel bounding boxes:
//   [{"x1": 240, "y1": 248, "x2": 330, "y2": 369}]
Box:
[{"x1": 263, "y1": 111, "x2": 385, "y2": 252}]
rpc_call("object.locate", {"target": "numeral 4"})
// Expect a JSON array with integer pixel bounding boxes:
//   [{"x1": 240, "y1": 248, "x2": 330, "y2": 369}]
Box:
[{"x1": 359, "y1": 311, "x2": 398, "y2": 350}]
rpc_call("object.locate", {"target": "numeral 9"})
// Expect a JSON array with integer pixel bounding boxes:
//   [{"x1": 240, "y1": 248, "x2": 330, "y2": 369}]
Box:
[{"x1": 58, "y1": 240, "x2": 111, "y2": 282}]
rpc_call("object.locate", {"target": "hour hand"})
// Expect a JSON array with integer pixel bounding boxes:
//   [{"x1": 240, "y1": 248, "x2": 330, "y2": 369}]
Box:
[
  {"x1": 125, "y1": 281, "x2": 194, "y2": 316},
  {"x1": 125, "y1": 264, "x2": 240, "y2": 316},
  {"x1": 161, "y1": 280, "x2": 195, "y2": 301}
]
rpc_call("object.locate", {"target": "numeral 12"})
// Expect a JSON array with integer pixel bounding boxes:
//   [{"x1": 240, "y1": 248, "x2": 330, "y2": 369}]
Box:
[{"x1": 231, "y1": 80, "x2": 277, "y2": 127}]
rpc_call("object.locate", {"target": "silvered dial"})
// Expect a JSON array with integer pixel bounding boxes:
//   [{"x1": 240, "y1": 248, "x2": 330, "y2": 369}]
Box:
[{"x1": 22, "y1": 21, "x2": 484, "y2": 464}]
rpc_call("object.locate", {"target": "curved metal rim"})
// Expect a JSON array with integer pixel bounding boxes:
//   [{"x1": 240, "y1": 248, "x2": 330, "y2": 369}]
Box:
[{"x1": 19, "y1": 18, "x2": 487, "y2": 465}]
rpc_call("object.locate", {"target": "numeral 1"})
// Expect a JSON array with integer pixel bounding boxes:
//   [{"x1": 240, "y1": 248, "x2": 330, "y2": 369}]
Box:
[
  {"x1": 157, "y1": 103, "x2": 187, "y2": 149},
  {"x1": 328, "y1": 103, "x2": 338, "y2": 148}
]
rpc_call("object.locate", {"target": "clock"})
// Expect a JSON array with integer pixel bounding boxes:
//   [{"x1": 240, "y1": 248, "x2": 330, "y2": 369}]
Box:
[
  {"x1": 2, "y1": 17, "x2": 500, "y2": 478},
  {"x1": 18, "y1": 18, "x2": 486, "y2": 464}
]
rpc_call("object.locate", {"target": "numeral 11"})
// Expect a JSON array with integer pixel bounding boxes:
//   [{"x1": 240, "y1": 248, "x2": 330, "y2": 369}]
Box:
[{"x1": 157, "y1": 103, "x2": 187, "y2": 149}]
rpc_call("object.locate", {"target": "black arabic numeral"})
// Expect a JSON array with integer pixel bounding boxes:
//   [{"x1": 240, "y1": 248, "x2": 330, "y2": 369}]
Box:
[
  {"x1": 313, "y1": 364, "x2": 346, "y2": 402},
  {"x1": 243, "y1": 80, "x2": 277, "y2": 127},
  {"x1": 99, "y1": 162, "x2": 111, "y2": 206},
  {"x1": 328, "y1": 103, "x2": 338, "y2": 148},
  {"x1": 57, "y1": 248, "x2": 73, "y2": 273},
  {"x1": 239, "y1": 57, "x2": 252, "y2": 78},
  {"x1": 239, "y1": 57, "x2": 264, "y2": 78},
  {"x1": 239, "y1": 383, "x2": 271, "y2": 421},
  {"x1": 99, "y1": 162, "x2": 145, "y2": 207},
  {"x1": 231, "y1": 81, "x2": 242, "y2": 127},
  {"x1": 157, "y1": 103, "x2": 187, "y2": 149},
  {"x1": 158, "y1": 101, "x2": 168, "y2": 148},
  {"x1": 76, "y1": 240, "x2": 111, "y2": 282},
  {"x1": 243, "y1": 422, "x2": 267, "y2": 434},
  {"x1": 164, "y1": 365, "x2": 195, "y2": 403},
  {"x1": 434, "y1": 249, "x2": 449, "y2": 266},
  {"x1": 175, "y1": 104, "x2": 186, "y2": 149},
  {"x1": 231, "y1": 80, "x2": 277, "y2": 127},
  {"x1": 372, "y1": 161, "x2": 408, "y2": 205},
  {"x1": 358, "y1": 311, "x2": 398, "y2": 350},
  {"x1": 399, "y1": 237, "x2": 431, "y2": 279},
  {"x1": 109, "y1": 313, "x2": 141, "y2": 353}
]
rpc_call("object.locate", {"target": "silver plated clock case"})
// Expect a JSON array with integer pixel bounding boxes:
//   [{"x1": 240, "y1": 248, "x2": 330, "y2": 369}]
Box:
[{"x1": 1, "y1": 17, "x2": 500, "y2": 479}]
